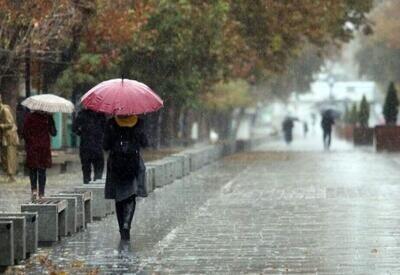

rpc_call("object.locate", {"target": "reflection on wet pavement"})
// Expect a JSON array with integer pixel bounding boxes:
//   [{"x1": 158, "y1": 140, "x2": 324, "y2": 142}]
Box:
[{"x1": 3, "y1": 136, "x2": 400, "y2": 273}]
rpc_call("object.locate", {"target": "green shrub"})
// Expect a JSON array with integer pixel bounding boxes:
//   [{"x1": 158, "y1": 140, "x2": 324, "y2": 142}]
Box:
[
  {"x1": 383, "y1": 82, "x2": 399, "y2": 125},
  {"x1": 358, "y1": 95, "x2": 370, "y2": 128}
]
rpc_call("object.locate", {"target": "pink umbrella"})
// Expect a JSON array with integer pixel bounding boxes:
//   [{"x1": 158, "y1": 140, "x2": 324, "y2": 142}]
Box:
[{"x1": 81, "y1": 78, "x2": 163, "y2": 115}]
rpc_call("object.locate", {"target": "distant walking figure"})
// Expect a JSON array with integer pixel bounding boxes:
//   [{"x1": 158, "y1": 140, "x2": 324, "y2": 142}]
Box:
[
  {"x1": 303, "y1": 122, "x2": 309, "y2": 138},
  {"x1": 73, "y1": 109, "x2": 106, "y2": 184},
  {"x1": 0, "y1": 96, "x2": 20, "y2": 182},
  {"x1": 282, "y1": 117, "x2": 294, "y2": 145},
  {"x1": 23, "y1": 111, "x2": 57, "y2": 200},
  {"x1": 321, "y1": 111, "x2": 335, "y2": 150}
]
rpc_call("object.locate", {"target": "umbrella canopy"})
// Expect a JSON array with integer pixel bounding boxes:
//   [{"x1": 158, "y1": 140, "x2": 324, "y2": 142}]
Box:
[
  {"x1": 321, "y1": 108, "x2": 341, "y2": 119},
  {"x1": 21, "y1": 94, "x2": 74, "y2": 113},
  {"x1": 81, "y1": 78, "x2": 163, "y2": 115}
]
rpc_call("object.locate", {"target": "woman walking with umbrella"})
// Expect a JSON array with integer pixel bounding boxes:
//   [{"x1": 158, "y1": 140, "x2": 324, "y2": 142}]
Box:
[
  {"x1": 103, "y1": 115, "x2": 148, "y2": 240},
  {"x1": 21, "y1": 94, "x2": 74, "y2": 200},
  {"x1": 23, "y1": 111, "x2": 57, "y2": 200},
  {"x1": 81, "y1": 78, "x2": 163, "y2": 241}
]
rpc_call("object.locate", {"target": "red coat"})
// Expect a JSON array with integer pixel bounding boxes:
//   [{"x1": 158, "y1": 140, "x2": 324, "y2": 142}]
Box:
[{"x1": 23, "y1": 112, "x2": 57, "y2": 168}]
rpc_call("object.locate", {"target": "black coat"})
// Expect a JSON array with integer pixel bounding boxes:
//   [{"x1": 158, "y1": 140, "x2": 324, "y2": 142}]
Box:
[
  {"x1": 321, "y1": 115, "x2": 335, "y2": 131},
  {"x1": 73, "y1": 109, "x2": 106, "y2": 152},
  {"x1": 103, "y1": 118, "x2": 148, "y2": 201},
  {"x1": 282, "y1": 118, "x2": 294, "y2": 133}
]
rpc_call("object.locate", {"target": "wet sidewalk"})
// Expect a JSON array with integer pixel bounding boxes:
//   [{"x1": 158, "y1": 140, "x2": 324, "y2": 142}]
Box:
[
  {"x1": 260, "y1": 127, "x2": 354, "y2": 152},
  {"x1": 4, "y1": 134, "x2": 400, "y2": 274}
]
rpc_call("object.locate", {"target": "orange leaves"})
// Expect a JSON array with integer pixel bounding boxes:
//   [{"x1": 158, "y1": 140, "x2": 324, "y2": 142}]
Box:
[
  {"x1": 0, "y1": 0, "x2": 92, "y2": 57},
  {"x1": 370, "y1": 0, "x2": 400, "y2": 49},
  {"x1": 85, "y1": 0, "x2": 154, "y2": 52},
  {"x1": 202, "y1": 80, "x2": 254, "y2": 111}
]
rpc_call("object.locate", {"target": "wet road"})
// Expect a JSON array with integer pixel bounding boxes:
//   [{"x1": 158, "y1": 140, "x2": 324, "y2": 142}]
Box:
[{"x1": 4, "y1": 134, "x2": 400, "y2": 274}]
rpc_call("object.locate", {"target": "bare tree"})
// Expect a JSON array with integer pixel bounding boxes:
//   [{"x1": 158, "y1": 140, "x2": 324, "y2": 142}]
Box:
[{"x1": 0, "y1": 0, "x2": 94, "y2": 108}]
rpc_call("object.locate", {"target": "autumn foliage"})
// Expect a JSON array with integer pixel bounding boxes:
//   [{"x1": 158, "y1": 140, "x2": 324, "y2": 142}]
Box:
[
  {"x1": 357, "y1": 0, "x2": 400, "y2": 85},
  {"x1": 0, "y1": 0, "x2": 374, "y2": 142}
]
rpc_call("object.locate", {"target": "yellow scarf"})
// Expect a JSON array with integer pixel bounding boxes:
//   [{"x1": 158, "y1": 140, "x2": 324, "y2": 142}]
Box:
[{"x1": 115, "y1": 115, "x2": 138, "y2": 127}]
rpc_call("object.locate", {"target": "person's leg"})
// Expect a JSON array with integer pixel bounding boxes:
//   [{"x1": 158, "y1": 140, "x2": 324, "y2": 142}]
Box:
[
  {"x1": 327, "y1": 129, "x2": 332, "y2": 148},
  {"x1": 121, "y1": 195, "x2": 136, "y2": 240},
  {"x1": 115, "y1": 199, "x2": 124, "y2": 232},
  {"x1": 5, "y1": 146, "x2": 17, "y2": 181},
  {"x1": 80, "y1": 149, "x2": 92, "y2": 184},
  {"x1": 37, "y1": 168, "x2": 46, "y2": 197},
  {"x1": 29, "y1": 168, "x2": 38, "y2": 201},
  {"x1": 0, "y1": 146, "x2": 7, "y2": 178},
  {"x1": 323, "y1": 130, "x2": 328, "y2": 148},
  {"x1": 284, "y1": 131, "x2": 290, "y2": 144},
  {"x1": 93, "y1": 151, "x2": 104, "y2": 181}
]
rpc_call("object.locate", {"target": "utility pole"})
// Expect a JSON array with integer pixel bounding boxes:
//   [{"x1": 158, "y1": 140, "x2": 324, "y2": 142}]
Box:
[
  {"x1": 25, "y1": 45, "x2": 31, "y2": 98},
  {"x1": 328, "y1": 76, "x2": 335, "y2": 103}
]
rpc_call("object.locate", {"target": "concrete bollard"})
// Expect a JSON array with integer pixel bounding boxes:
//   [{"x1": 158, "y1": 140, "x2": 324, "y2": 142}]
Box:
[
  {"x1": 0, "y1": 221, "x2": 14, "y2": 267},
  {"x1": 21, "y1": 199, "x2": 67, "y2": 243},
  {"x1": 0, "y1": 212, "x2": 38, "y2": 258},
  {"x1": 59, "y1": 190, "x2": 92, "y2": 228},
  {"x1": 215, "y1": 144, "x2": 224, "y2": 160},
  {"x1": 145, "y1": 166, "x2": 155, "y2": 193},
  {"x1": 171, "y1": 153, "x2": 191, "y2": 176},
  {"x1": 163, "y1": 159, "x2": 176, "y2": 184},
  {"x1": 165, "y1": 156, "x2": 184, "y2": 179},
  {"x1": 186, "y1": 150, "x2": 203, "y2": 172},
  {"x1": 147, "y1": 161, "x2": 167, "y2": 188},
  {"x1": 0, "y1": 216, "x2": 26, "y2": 263},
  {"x1": 88, "y1": 180, "x2": 115, "y2": 215},
  {"x1": 74, "y1": 184, "x2": 110, "y2": 220},
  {"x1": 44, "y1": 196, "x2": 77, "y2": 236},
  {"x1": 221, "y1": 140, "x2": 237, "y2": 156}
]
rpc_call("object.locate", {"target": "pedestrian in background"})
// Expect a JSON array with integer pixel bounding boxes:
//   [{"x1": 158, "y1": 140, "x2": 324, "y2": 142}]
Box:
[
  {"x1": 303, "y1": 121, "x2": 309, "y2": 138},
  {"x1": 282, "y1": 116, "x2": 294, "y2": 145},
  {"x1": 103, "y1": 114, "x2": 148, "y2": 241},
  {"x1": 73, "y1": 108, "x2": 106, "y2": 184},
  {"x1": 23, "y1": 110, "x2": 57, "y2": 200},
  {"x1": 321, "y1": 110, "x2": 335, "y2": 150},
  {"x1": 0, "y1": 95, "x2": 20, "y2": 182}
]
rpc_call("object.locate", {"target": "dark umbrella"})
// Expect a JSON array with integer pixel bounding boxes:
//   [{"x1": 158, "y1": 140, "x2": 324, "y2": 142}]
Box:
[{"x1": 322, "y1": 108, "x2": 341, "y2": 119}]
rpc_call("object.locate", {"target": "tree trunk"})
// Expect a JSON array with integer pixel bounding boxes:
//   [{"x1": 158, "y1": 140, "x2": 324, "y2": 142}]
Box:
[
  {"x1": 25, "y1": 46, "x2": 31, "y2": 98},
  {"x1": 214, "y1": 111, "x2": 232, "y2": 140},
  {"x1": 232, "y1": 107, "x2": 245, "y2": 140},
  {"x1": 182, "y1": 108, "x2": 194, "y2": 146},
  {"x1": 0, "y1": 75, "x2": 19, "y2": 117},
  {"x1": 144, "y1": 111, "x2": 161, "y2": 149},
  {"x1": 198, "y1": 110, "x2": 210, "y2": 141},
  {"x1": 160, "y1": 105, "x2": 175, "y2": 147},
  {"x1": 172, "y1": 105, "x2": 181, "y2": 141}
]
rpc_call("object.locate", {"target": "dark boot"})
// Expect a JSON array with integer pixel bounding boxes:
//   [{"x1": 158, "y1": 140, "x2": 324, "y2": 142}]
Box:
[
  {"x1": 115, "y1": 200, "x2": 124, "y2": 233},
  {"x1": 120, "y1": 229, "x2": 130, "y2": 241},
  {"x1": 93, "y1": 153, "x2": 104, "y2": 180},
  {"x1": 80, "y1": 149, "x2": 92, "y2": 184},
  {"x1": 121, "y1": 196, "x2": 136, "y2": 240}
]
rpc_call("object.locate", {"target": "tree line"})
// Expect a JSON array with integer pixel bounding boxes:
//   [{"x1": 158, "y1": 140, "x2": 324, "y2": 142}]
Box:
[
  {"x1": 357, "y1": 0, "x2": 400, "y2": 88},
  {"x1": 0, "y1": 0, "x2": 373, "y2": 147}
]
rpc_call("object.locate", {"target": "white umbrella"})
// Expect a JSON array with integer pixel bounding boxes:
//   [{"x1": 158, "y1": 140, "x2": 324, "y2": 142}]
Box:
[{"x1": 21, "y1": 94, "x2": 74, "y2": 113}]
